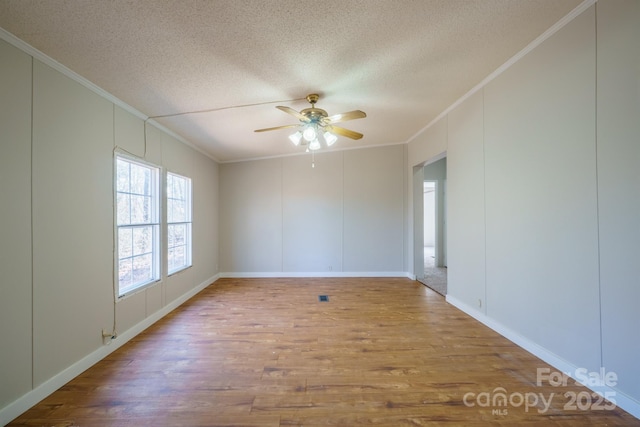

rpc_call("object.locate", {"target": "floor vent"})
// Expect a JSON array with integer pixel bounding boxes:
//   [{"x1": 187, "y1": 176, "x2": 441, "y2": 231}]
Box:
[{"x1": 318, "y1": 295, "x2": 329, "y2": 302}]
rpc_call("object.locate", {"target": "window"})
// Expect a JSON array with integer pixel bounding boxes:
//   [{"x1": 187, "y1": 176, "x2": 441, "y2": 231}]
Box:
[
  {"x1": 167, "y1": 172, "x2": 192, "y2": 274},
  {"x1": 116, "y1": 155, "x2": 160, "y2": 296}
]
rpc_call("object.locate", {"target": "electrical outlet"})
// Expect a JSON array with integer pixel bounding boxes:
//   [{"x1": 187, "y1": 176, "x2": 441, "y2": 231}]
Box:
[{"x1": 102, "y1": 329, "x2": 117, "y2": 340}]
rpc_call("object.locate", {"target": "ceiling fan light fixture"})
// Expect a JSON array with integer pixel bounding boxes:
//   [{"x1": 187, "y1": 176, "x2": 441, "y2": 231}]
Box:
[
  {"x1": 254, "y1": 94, "x2": 366, "y2": 157},
  {"x1": 302, "y1": 125, "x2": 317, "y2": 142},
  {"x1": 323, "y1": 131, "x2": 337, "y2": 147},
  {"x1": 289, "y1": 130, "x2": 303, "y2": 146},
  {"x1": 309, "y1": 139, "x2": 321, "y2": 151}
]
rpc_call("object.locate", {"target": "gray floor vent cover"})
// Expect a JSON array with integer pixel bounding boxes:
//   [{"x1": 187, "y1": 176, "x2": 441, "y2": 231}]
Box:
[{"x1": 318, "y1": 295, "x2": 329, "y2": 302}]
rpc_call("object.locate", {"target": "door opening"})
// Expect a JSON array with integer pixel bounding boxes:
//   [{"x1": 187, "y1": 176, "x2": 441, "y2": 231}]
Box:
[{"x1": 418, "y1": 157, "x2": 447, "y2": 295}]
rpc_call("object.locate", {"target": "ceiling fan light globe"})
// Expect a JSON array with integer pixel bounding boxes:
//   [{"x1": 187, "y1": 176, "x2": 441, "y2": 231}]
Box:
[
  {"x1": 302, "y1": 125, "x2": 317, "y2": 142},
  {"x1": 323, "y1": 131, "x2": 337, "y2": 147},
  {"x1": 309, "y1": 139, "x2": 321, "y2": 151},
  {"x1": 289, "y1": 131, "x2": 303, "y2": 146}
]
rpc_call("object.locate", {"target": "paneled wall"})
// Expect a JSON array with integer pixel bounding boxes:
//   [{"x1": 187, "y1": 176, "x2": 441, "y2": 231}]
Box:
[
  {"x1": 0, "y1": 37, "x2": 33, "y2": 411},
  {"x1": 446, "y1": 90, "x2": 485, "y2": 312},
  {"x1": 0, "y1": 39, "x2": 219, "y2": 420},
  {"x1": 220, "y1": 145, "x2": 406, "y2": 275},
  {"x1": 407, "y1": 0, "x2": 639, "y2": 414},
  {"x1": 282, "y1": 153, "x2": 343, "y2": 272},
  {"x1": 31, "y1": 55, "x2": 116, "y2": 387},
  {"x1": 484, "y1": 5, "x2": 600, "y2": 372},
  {"x1": 3, "y1": 0, "x2": 639, "y2": 421},
  {"x1": 220, "y1": 158, "x2": 283, "y2": 273},
  {"x1": 596, "y1": 0, "x2": 640, "y2": 401}
]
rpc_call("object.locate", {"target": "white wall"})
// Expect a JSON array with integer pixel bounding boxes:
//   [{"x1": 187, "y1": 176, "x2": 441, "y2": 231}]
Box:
[
  {"x1": 31, "y1": 56, "x2": 116, "y2": 386},
  {"x1": 219, "y1": 158, "x2": 284, "y2": 273},
  {"x1": 407, "y1": 0, "x2": 640, "y2": 416},
  {"x1": 596, "y1": 0, "x2": 640, "y2": 402},
  {"x1": 446, "y1": 90, "x2": 486, "y2": 312},
  {"x1": 0, "y1": 39, "x2": 219, "y2": 422},
  {"x1": 220, "y1": 145, "x2": 406, "y2": 275},
  {"x1": 484, "y1": 4, "x2": 600, "y2": 371},
  {"x1": 283, "y1": 153, "x2": 343, "y2": 272},
  {"x1": 343, "y1": 147, "x2": 405, "y2": 272},
  {"x1": 0, "y1": 38, "x2": 33, "y2": 410}
]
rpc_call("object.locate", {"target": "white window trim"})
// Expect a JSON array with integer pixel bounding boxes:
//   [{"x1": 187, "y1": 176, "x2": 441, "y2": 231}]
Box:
[
  {"x1": 114, "y1": 152, "x2": 162, "y2": 299},
  {"x1": 166, "y1": 171, "x2": 193, "y2": 276}
]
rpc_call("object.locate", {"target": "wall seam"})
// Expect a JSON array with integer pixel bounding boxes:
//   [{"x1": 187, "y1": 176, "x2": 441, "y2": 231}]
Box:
[
  {"x1": 482, "y1": 87, "x2": 488, "y2": 315},
  {"x1": 594, "y1": 1, "x2": 604, "y2": 368},
  {"x1": 30, "y1": 55, "x2": 35, "y2": 391},
  {"x1": 341, "y1": 152, "x2": 345, "y2": 272},
  {"x1": 281, "y1": 158, "x2": 284, "y2": 273}
]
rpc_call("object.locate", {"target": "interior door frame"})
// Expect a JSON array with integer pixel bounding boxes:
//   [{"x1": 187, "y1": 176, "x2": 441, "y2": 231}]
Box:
[{"x1": 413, "y1": 152, "x2": 447, "y2": 279}]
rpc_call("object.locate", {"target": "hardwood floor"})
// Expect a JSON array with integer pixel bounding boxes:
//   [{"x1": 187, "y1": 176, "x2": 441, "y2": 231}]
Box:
[{"x1": 9, "y1": 278, "x2": 639, "y2": 426}]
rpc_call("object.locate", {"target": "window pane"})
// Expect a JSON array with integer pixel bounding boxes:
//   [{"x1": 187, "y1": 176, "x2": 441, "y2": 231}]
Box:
[
  {"x1": 167, "y1": 174, "x2": 174, "y2": 199},
  {"x1": 174, "y1": 224, "x2": 185, "y2": 245},
  {"x1": 131, "y1": 163, "x2": 151, "y2": 195},
  {"x1": 118, "y1": 258, "x2": 133, "y2": 288},
  {"x1": 168, "y1": 247, "x2": 177, "y2": 272},
  {"x1": 132, "y1": 253, "x2": 153, "y2": 285},
  {"x1": 168, "y1": 246, "x2": 186, "y2": 272},
  {"x1": 133, "y1": 226, "x2": 152, "y2": 256},
  {"x1": 173, "y1": 177, "x2": 185, "y2": 200},
  {"x1": 168, "y1": 224, "x2": 176, "y2": 247},
  {"x1": 118, "y1": 228, "x2": 133, "y2": 258},
  {"x1": 116, "y1": 156, "x2": 160, "y2": 296},
  {"x1": 131, "y1": 195, "x2": 150, "y2": 224},
  {"x1": 168, "y1": 224, "x2": 185, "y2": 247},
  {"x1": 166, "y1": 172, "x2": 191, "y2": 274},
  {"x1": 116, "y1": 193, "x2": 131, "y2": 225},
  {"x1": 172, "y1": 200, "x2": 186, "y2": 223},
  {"x1": 167, "y1": 198, "x2": 174, "y2": 223},
  {"x1": 116, "y1": 159, "x2": 130, "y2": 192}
]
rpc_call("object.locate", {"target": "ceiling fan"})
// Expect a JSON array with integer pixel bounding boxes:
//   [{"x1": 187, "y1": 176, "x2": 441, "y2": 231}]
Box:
[{"x1": 254, "y1": 94, "x2": 366, "y2": 150}]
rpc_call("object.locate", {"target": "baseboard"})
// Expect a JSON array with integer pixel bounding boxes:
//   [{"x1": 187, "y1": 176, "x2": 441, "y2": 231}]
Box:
[
  {"x1": 445, "y1": 294, "x2": 640, "y2": 420},
  {"x1": 219, "y1": 271, "x2": 413, "y2": 279},
  {"x1": 0, "y1": 273, "x2": 220, "y2": 426}
]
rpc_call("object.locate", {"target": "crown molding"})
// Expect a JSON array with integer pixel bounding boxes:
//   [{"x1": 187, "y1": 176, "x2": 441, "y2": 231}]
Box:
[
  {"x1": 407, "y1": 0, "x2": 597, "y2": 144},
  {"x1": 0, "y1": 27, "x2": 220, "y2": 164}
]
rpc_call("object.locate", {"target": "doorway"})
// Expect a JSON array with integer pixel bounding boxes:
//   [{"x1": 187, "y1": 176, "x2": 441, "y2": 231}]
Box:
[{"x1": 417, "y1": 157, "x2": 447, "y2": 295}]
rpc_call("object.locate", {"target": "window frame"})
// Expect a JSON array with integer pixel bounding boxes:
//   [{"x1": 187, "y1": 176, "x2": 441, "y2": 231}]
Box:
[
  {"x1": 166, "y1": 171, "x2": 193, "y2": 275},
  {"x1": 114, "y1": 153, "x2": 162, "y2": 298}
]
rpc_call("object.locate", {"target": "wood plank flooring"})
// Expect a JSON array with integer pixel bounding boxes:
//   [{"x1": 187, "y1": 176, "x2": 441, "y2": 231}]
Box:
[{"x1": 8, "y1": 278, "x2": 640, "y2": 426}]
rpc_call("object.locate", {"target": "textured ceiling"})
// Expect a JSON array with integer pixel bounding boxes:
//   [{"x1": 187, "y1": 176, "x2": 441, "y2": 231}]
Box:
[{"x1": 0, "y1": 0, "x2": 583, "y2": 162}]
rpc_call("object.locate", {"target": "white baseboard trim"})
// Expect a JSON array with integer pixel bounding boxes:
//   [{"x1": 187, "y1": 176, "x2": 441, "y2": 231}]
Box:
[
  {"x1": 445, "y1": 294, "x2": 640, "y2": 420},
  {"x1": 219, "y1": 271, "x2": 412, "y2": 279},
  {"x1": 0, "y1": 274, "x2": 220, "y2": 427}
]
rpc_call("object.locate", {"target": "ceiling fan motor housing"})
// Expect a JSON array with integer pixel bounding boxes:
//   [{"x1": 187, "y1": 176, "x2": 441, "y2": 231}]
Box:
[
  {"x1": 300, "y1": 107, "x2": 328, "y2": 123},
  {"x1": 301, "y1": 94, "x2": 327, "y2": 123}
]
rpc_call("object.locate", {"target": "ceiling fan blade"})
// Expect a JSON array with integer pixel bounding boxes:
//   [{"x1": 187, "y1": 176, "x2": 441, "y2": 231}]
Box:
[
  {"x1": 276, "y1": 106, "x2": 310, "y2": 122},
  {"x1": 322, "y1": 110, "x2": 367, "y2": 125},
  {"x1": 326, "y1": 125, "x2": 363, "y2": 140},
  {"x1": 254, "y1": 124, "x2": 301, "y2": 133}
]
